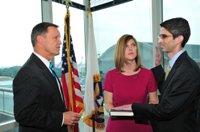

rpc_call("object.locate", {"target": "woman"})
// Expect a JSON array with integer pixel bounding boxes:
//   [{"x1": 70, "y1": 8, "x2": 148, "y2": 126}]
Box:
[{"x1": 104, "y1": 34, "x2": 158, "y2": 132}]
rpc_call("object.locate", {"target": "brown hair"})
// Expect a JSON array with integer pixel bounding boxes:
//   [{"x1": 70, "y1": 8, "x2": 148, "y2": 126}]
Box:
[
  {"x1": 160, "y1": 17, "x2": 190, "y2": 47},
  {"x1": 114, "y1": 34, "x2": 141, "y2": 71}
]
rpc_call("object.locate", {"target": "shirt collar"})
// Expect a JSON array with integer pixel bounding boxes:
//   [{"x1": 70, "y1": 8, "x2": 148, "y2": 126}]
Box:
[
  {"x1": 33, "y1": 52, "x2": 50, "y2": 69},
  {"x1": 169, "y1": 49, "x2": 185, "y2": 68}
]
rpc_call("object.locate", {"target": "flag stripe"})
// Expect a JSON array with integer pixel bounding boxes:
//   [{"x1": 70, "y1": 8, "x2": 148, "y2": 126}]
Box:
[
  {"x1": 62, "y1": 8, "x2": 84, "y2": 113},
  {"x1": 61, "y1": 8, "x2": 85, "y2": 132}
]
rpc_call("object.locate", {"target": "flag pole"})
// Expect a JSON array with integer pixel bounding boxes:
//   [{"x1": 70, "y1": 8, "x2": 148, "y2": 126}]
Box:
[
  {"x1": 87, "y1": 2, "x2": 96, "y2": 131},
  {"x1": 83, "y1": 0, "x2": 105, "y2": 131},
  {"x1": 92, "y1": 113, "x2": 95, "y2": 132},
  {"x1": 62, "y1": 1, "x2": 85, "y2": 132},
  {"x1": 65, "y1": 1, "x2": 74, "y2": 132},
  {"x1": 65, "y1": 7, "x2": 74, "y2": 132}
]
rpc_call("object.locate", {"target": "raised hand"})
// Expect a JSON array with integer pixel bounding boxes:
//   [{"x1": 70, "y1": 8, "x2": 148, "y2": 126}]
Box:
[{"x1": 155, "y1": 46, "x2": 162, "y2": 66}]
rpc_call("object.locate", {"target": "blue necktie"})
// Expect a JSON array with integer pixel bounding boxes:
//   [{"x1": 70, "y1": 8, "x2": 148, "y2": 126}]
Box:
[
  {"x1": 49, "y1": 62, "x2": 56, "y2": 78},
  {"x1": 49, "y1": 62, "x2": 65, "y2": 102}
]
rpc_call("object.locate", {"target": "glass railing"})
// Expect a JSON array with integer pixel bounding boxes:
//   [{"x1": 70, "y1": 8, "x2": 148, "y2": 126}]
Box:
[
  {"x1": 0, "y1": 78, "x2": 109, "y2": 132},
  {"x1": 0, "y1": 88, "x2": 14, "y2": 114},
  {"x1": 0, "y1": 79, "x2": 18, "y2": 132}
]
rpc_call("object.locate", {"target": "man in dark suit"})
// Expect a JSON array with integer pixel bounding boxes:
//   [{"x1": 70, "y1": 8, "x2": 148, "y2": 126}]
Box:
[
  {"x1": 112, "y1": 18, "x2": 200, "y2": 132},
  {"x1": 13, "y1": 22, "x2": 81, "y2": 132}
]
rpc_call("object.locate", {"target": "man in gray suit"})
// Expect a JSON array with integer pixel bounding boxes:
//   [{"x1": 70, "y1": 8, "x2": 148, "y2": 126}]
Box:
[
  {"x1": 112, "y1": 17, "x2": 200, "y2": 132},
  {"x1": 13, "y1": 22, "x2": 81, "y2": 132}
]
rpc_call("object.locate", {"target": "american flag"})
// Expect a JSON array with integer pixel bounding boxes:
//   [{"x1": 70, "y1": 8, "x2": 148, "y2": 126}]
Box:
[{"x1": 61, "y1": 8, "x2": 84, "y2": 132}]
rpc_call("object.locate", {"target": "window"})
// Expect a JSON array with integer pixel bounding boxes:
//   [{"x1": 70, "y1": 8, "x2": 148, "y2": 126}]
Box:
[
  {"x1": 52, "y1": 2, "x2": 86, "y2": 86},
  {"x1": 93, "y1": 0, "x2": 153, "y2": 80},
  {"x1": 163, "y1": 0, "x2": 200, "y2": 65},
  {"x1": 52, "y1": 3, "x2": 85, "y2": 132},
  {"x1": 0, "y1": 0, "x2": 41, "y2": 131},
  {"x1": 92, "y1": 0, "x2": 152, "y2": 128}
]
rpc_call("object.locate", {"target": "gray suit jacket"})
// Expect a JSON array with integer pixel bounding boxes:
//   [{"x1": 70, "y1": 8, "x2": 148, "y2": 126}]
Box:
[
  {"x1": 132, "y1": 51, "x2": 200, "y2": 132},
  {"x1": 13, "y1": 53, "x2": 68, "y2": 132}
]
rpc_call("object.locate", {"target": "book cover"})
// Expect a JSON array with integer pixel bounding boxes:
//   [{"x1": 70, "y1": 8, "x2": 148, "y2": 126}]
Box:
[{"x1": 109, "y1": 109, "x2": 134, "y2": 119}]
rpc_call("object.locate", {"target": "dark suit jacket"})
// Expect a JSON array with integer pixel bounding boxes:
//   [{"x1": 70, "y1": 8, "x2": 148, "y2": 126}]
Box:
[
  {"x1": 132, "y1": 51, "x2": 200, "y2": 132},
  {"x1": 13, "y1": 53, "x2": 68, "y2": 132}
]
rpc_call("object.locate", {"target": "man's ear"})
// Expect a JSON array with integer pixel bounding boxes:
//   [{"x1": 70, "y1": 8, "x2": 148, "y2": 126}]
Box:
[
  {"x1": 36, "y1": 35, "x2": 46, "y2": 48},
  {"x1": 37, "y1": 35, "x2": 43, "y2": 44},
  {"x1": 176, "y1": 35, "x2": 184, "y2": 44}
]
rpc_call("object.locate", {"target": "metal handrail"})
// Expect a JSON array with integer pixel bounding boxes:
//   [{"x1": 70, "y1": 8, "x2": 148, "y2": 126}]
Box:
[{"x1": 0, "y1": 87, "x2": 12, "y2": 92}]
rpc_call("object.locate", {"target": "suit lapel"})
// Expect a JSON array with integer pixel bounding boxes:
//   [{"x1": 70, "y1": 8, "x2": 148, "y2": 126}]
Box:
[
  {"x1": 54, "y1": 73, "x2": 65, "y2": 103},
  {"x1": 163, "y1": 67, "x2": 176, "y2": 88},
  {"x1": 43, "y1": 71, "x2": 65, "y2": 105},
  {"x1": 161, "y1": 51, "x2": 188, "y2": 94},
  {"x1": 31, "y1": 54, "x2": 65, "y2": 104}
]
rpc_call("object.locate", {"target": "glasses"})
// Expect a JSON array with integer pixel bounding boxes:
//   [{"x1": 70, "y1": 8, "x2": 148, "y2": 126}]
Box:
[{"x1": 158, "y1": 34, "x2": 173, "y2": 39}]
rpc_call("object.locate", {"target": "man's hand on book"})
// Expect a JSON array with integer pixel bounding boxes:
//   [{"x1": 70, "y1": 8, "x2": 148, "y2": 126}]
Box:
[{"x1": 112, "y1": 104, "x2": 132, "y2": 111}]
